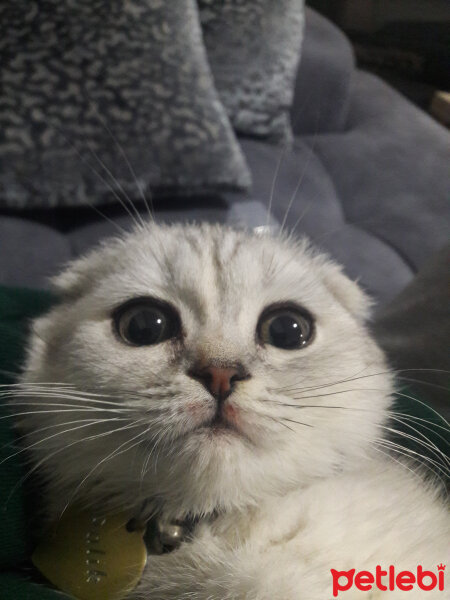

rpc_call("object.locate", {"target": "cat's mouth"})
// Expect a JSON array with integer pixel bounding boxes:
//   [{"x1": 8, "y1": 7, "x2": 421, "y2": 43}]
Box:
[
  {"x1": 196, "y1": 409, "x2": 241, "y2": 437},
  {"x1": 208, "y1": 413, "x2": 236, "y2": 433},
  {"x1": 184, "y1": 399, "x2": 250, "y2": 441}
]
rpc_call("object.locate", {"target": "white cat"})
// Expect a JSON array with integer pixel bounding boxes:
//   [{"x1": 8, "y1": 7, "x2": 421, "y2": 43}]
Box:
[{"x1": 16, "y1": 223, "x2": 449, "y2": 599}]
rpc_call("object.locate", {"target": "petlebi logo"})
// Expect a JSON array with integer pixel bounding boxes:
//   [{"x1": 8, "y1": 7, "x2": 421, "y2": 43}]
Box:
[{"x1": 330, "y1": 564, "x2": 446, "y2": 597}]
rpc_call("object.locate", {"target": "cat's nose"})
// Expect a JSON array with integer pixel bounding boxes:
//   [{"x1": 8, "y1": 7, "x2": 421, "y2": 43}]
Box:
[{"x1": 188, "y1": 364, "x2": 249, "y2": 401}]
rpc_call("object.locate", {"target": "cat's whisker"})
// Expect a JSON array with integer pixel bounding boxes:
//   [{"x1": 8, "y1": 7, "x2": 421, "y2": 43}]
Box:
[
  {"x1": 272, "y1": 364, "x2": 389, "y2": 393},
  {"x1": 273, "y1": 373, "x2": 387, "y2": 395},
  {"x1": 141, "y1": 426, "x2": 174, "y2": 480},
  {"x1": 0, "y1": 417, "x2": 130, "y2": 465},
  {"x1": 376, "y1": 435, "x2": 449, "y2": 474},
  {"x1": 2, "y1": 404, "x2": 165, "y2": 421},
  {"x1": 386, "y1": 412, "x2": 450, "y2": 448},
  {"x1": 0, "y1": 409, "x2": 116, "y2": 421},
  {"x1": 377, "y1": 424, "x2": 449, "y2": 469},
  {"x1": 44, "y1": 125, "x2": 136, "y2": 234},
  {"x1": 283, "y1": 387, "x2": 449, "y2": 428},
  {"x1": 2, "y1": 387, "x2": 122, "y2": 400},
  {"x1": 140, "y1": 439, "x2": 155, "y2": 482},
  {"x1": 386, "y1": 411, "x2": 449, "y2": 433},
  {"x1": 5, "y1": 401, "x2": 150, "y2": 415},
  {"x1": 372, "y1": 448, "x2": 445, "y2": 486},
  {"x1": 6, "y1": 396, "x2": 139, "y2": 409},
  {"x1": 265, "y1": 145, "x2": 287, "y2": 229},
  {"x1": 267, "y1": 401, "x2": 346, "y2": 410},
  {"x1": 52, "y1": 125, "x2": 143, "y2": 230},
  {"x1": 60, "y1": 425, "x2": 152, "y2": 518},
  {"x1": 87, "y1": 100, "x2": 154, "y2": 222},
  {"x1": 272, "y1": 399, "x2": 449, "y2": 440},
  {"x1": 290, "y1": 387, "x2": 390, "y2": 402},
  {"x1": 4, "y1": 419, "x2": 147, "y2": 507},
  {"x1": 0, "y1": 382, "x2": 74, "y2": 388},
  {"x1": 267, "y1": 401, "x2": 450, "y2": 447},
  {"x1": 84, "y1": 141, "x2": 146, "y2": 230},
  {"x1": 245, "y1": 410, "x2": 296, "y2": 433},
  {"x1": 397, "y1": 376, "x2": 450, "y2": 392},
  {"x1": 390, "y1": 390, "x2": 449, "y2": 427},
  {"x1": 263, "y1": 248, "x2": 278, "y2": 284},
  {"x1": 1, "y1": 377, "x2": 163, "y2": 392},
  {"x1": 285, "y1": 200, "x2": 313, "y2": 241},
  {"x1": 370, "y1": 444, "x2": 430, "y2": 485},
  {"x1": 274, "y1": 82, "x2": 325, "y2": 238},
  {"x1": 239, "y1": 405, "x2": 313, "y2": 434},
  {"x1": 279, "y1": 130, "x2": 318, "y2": 234},
  {"x1": 4, "y1": 402, "x2": 124, "y2": 412},
  {"x1": 1, "y1": 417, "x2": 127, "y2": 448},
  {"x1": 375, "y1": 438, "x2": 449, "y2": 479},
  {"x1": 265, "y1": 397, "x2": 449, "y2": 471},
  {"x1": 279, "y1": 416, "x2": 313, "y2": 428},
  {"x1": 3, "y1": 394, "x2": 134, "y2": 408},
  {"x1": 272, "y1": 367, "x2": 450, "y2": 395},
  {"x1": 1, "y1": 384, "x2": 171, "y2": 409}
]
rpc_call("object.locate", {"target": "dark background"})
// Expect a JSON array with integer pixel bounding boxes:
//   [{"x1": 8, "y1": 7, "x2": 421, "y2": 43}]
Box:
[{"x1": 306, "y1": 0, "x2": 450, "y2": 111}]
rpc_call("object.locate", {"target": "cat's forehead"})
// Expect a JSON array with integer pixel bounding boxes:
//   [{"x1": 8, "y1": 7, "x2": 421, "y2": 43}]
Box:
[
  {"x1": 93, "y1": 224, "x2": 325, "y2": 312},
  {"x1": 54, "y1": 224, "x2": 341, "y2": 324}
]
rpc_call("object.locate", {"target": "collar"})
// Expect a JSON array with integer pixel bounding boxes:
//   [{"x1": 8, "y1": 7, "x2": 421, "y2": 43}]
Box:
[
  {"x1": 142, "y1": 514, "x2": 199, "y2": 554},
  {"x1": 31, "y1": 504, "x2": 213, "y2": 600},
  {"x1": 130, "y1": 499, "x2": 217, "y2": 555}
]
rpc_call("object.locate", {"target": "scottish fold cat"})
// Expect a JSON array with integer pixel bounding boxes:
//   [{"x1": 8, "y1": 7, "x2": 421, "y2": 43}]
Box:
[{"x1": 13, "y1": 223, "x2": 449, "y2": 599}]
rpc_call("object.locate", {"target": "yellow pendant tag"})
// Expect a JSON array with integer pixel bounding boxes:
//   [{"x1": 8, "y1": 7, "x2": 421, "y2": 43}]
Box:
[{"x1": 32, "y1": 508, "x2": 147, "y2": 600}]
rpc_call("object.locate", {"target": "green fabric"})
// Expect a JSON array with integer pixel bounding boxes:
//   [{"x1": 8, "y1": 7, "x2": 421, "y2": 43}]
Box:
[
  {"x1": 0, "y1": 286, "x2": 64, "y2": 598},
  {"x1": 0, "y1": 284, "x2": 447, "y2": 599},
  {"x1": 0, "y1": 287, "x2": 56, "y2": 568},
  {"x1": 0, "y1": 573, "x2": 66, "y2": 600}
]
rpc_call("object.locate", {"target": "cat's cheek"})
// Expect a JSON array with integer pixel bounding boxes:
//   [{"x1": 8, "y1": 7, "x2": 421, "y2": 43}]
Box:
[
  {"x1": 255, "y1": 341, "x2": 318, "y2": 377},
  {"x1": 60, "y1": 318, "x2": 177, "y2": 388}
]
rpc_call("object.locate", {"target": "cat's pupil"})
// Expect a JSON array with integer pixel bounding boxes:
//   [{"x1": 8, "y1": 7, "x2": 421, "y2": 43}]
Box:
[
  {"x1": 269, "y1": 315, "x2": 304, "y2": 349},
  {"x1": 128, "y1": 309, "x2": 166, "y2": 345}
]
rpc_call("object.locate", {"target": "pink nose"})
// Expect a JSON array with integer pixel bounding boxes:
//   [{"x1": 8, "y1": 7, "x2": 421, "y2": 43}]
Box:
[{"x1": 189, "y1": 365, "x2": 249, "y2": 401}]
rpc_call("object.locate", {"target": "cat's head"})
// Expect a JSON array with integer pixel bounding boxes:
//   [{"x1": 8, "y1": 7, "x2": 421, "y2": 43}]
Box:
[{"x1": 21, "y1": 223, "x2": 392, "y2": 517}]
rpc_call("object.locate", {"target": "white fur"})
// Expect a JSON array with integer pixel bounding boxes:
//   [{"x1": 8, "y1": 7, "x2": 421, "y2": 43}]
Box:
[{"x1": 16, "y1": 223, "x2": 448, "y2": 599}]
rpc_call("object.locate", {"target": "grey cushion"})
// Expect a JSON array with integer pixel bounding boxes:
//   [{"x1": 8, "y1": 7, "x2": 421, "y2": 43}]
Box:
[
  {"x1": 291, "y1": 8, "x2": 354, "y2": 135},
  {"x1": 309, "y1": 70, "x2": 450, "y2": 271},
  {"x1": 200, "y1": 0, "x2": 305, "y2": 143},
  {"x1": 0, "y1": 0, "x2": 250, "y2": 208}
]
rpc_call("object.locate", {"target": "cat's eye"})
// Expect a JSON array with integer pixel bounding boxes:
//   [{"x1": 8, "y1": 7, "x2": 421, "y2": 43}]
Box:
[
  {"x1": 113, "y1": 299, "x2": 181, "y2": 346},
  {"x1": 258, "y1": 305, "x2": 313, "y2": 350}
]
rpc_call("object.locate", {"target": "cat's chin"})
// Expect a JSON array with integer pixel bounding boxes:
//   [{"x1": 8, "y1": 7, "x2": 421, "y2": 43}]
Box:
[
  {"x1": 194, "y1": 424, "x2": 239, "y2": 438},
  {"x1": 135, "y1": 434, "x2": 303, "y2": 519}
]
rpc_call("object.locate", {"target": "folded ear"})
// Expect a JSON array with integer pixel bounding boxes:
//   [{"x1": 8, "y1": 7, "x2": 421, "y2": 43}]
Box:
[
  {"x1": 50, "y1": 227, "x2": 135, "y2": 299},
  {"x1": 51, "y1": 259, "x2": 88, "y2": 299},
  {"x1": 51, "y1": 251, "x2": 108, "y2": 300},
  {"x1": 322, "y1": 262, "x2": 373, "y2": 321}
]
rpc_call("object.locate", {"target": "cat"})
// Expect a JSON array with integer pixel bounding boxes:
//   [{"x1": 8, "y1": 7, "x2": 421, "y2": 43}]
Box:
[{"x1": 14, "y1": 222, "x2": 449, "y2": 599}]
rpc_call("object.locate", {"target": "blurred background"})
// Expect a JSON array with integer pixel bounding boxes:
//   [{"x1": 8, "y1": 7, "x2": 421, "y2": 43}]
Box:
[{"x1": 307, "y1": 0, "x2": 450, "y2": 124}]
